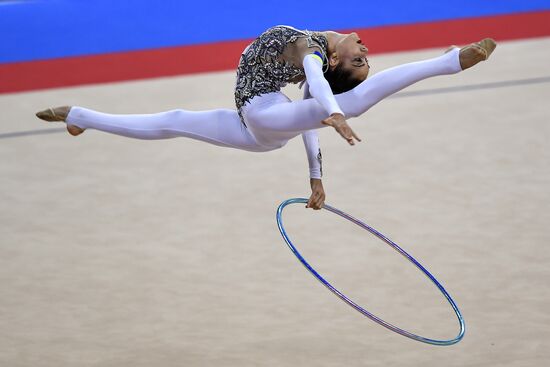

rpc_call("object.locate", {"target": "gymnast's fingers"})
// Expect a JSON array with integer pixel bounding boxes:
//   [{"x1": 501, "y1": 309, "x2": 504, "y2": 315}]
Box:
[
  {"x1": 314, "y1": 191, "x2": 325, "y2": 210},
  {"x1": 351, "y1": 128, "x2": 362, "y2": 142},
  {"x1": 344, "y1": 125, "x2": 361, "y2": 145},
  {"x1": 343, "y1": 128, "x2": 355, "y2": 145},
  {"x1": 311, "y1": 196, "x2": 321, "y2": 210},
  {"x1": 307, "y1": 192, "x2": 321, "y2": 210},
  {"x1": 306, "y1": 195, "x2": 315, "y2": 208},
  {"x1": 335, "y1": 123, "x2": 355, "y2": 145},
  {"x1": 315, "y1": 195, "x2": 325, "y2": 210},
  {"x1": 335, "y1": 125, "x2": 349, "y2": 143}
]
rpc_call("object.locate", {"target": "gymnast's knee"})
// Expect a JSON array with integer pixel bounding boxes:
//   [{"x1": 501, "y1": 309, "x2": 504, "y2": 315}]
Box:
[{"x1": 163, "y1": 109, "x2": 187, "y2": 119}]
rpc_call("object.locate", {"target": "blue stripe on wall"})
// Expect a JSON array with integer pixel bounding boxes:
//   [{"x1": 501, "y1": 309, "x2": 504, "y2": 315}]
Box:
[{"x1": 1, "y1": 0, "x2": 550, "y2": 63}]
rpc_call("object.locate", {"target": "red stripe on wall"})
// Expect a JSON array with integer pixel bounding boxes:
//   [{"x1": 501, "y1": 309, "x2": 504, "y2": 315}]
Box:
[
  {"x1": 1, "y1": 11, "x2": 549, "y2": 94},
  {"x1": 0, "y1": 40, "x2": 251, "y2": 94}
]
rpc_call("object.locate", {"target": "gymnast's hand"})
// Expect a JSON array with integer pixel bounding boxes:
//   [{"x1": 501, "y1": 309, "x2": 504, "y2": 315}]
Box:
[
  {"x1": 322, "y1": 113, "x2": 361, "y2": 146},
  {"x1": 306, "y1": 178, "x2": 325, "y2": 210}
]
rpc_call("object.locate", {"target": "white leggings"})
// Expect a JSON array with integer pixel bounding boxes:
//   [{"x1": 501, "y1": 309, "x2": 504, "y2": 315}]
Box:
[{"x1": 66, "y1": 48, "x2": 462, "y2": 152}]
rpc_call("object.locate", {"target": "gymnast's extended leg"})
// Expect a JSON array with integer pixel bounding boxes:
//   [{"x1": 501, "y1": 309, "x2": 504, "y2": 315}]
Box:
[
  {"x1": 244, "y1": 45, "x2": 492, "y2": 136},
  {"x1": 37, "y1": 107, "x2": 272, "y2": 152}
]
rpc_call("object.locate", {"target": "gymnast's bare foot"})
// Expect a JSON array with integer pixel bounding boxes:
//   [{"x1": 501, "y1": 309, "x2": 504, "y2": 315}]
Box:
[
  {"x1": 35, "y1": 106, "x2": 85, "y2": 136},
  {"x1": 453, "y1": 38, "x2": 497, "y2": 70}
]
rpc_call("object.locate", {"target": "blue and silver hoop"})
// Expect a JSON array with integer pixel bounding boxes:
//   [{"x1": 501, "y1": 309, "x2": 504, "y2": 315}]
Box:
[{"x1": 276, "y1": 198, "x2": 465, "y2": 346}]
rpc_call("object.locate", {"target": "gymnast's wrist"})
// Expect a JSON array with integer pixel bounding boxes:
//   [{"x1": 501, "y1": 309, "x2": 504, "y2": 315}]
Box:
[{"x1": 310, "y1": 177, "x2": 322, "y2": 186}]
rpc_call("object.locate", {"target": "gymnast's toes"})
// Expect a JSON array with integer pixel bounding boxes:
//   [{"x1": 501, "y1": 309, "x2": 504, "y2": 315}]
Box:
[
  {"x1": 459, "y1": 38, "x2": 497, "y2": 70},
  {"x1": 478, "y1": 38, "x2": 497, "y2": 58},
  {"x1": 36, "y1": 106, "x2": 84, "y2": 136},
  {"x1": 35, "y1": 106, "x2": 71, "y2": 122}
]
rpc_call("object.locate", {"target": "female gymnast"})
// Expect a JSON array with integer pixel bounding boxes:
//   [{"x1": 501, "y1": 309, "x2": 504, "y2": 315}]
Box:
[{"x1": 36, "y1": 25, "x2": 496, "y2": 210}]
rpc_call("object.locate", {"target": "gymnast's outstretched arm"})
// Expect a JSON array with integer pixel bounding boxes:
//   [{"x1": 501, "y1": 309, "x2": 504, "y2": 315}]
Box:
[
  {"x1": 62, "y1": 107, "x2": 272, "y2": 152},
  {"x1": 302, "y1": 52, "x2": 361, "y2": 146},
  {"x1": 300, "y1": 82, "x2": 325, "y2": 210}
]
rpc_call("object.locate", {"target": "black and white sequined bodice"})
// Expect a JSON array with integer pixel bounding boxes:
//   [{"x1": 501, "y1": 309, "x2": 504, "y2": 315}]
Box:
[{"x1": 234, "y1": 25, "x2": 328, "y2": 122}]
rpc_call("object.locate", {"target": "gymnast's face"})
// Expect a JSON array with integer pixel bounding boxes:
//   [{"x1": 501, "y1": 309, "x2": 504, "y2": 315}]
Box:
[{"x1": 331, "y1": 32, "x2": 370, "y2": 81}]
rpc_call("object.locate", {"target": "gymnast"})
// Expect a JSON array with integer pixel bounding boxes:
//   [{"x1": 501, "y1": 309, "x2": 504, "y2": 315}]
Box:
[{"x1": 36, "y1": 25, "x2": 496, "y2": 210}]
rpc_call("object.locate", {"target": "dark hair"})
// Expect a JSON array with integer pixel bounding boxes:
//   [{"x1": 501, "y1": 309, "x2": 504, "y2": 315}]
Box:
[{"x1": 323, "y1": 64, "x2": 363, "y2": 94}]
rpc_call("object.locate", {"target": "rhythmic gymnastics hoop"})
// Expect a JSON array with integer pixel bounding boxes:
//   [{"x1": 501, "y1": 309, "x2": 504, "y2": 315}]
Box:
[{"x1": 276, "y1": 198, "x2": 465, "y2": 346}]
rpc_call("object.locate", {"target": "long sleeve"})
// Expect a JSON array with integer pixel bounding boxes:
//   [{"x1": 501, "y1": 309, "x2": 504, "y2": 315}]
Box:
[
  {"x1": 302, "y1": 53, "x2": 344, "y2": 117},
  {"x1": 301, "y1": 82, "x2": 323, "y2": 179}
]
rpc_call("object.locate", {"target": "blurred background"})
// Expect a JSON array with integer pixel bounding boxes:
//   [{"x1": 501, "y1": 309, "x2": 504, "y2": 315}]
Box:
[{"x1": 1, "y1": 0, "x2": 549, "y2": 93}]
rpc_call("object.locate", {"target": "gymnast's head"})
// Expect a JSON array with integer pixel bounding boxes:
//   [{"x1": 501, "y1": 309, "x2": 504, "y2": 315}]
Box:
[{"x1": 324, "y1": 32, "x2": 370, "y2": 94}]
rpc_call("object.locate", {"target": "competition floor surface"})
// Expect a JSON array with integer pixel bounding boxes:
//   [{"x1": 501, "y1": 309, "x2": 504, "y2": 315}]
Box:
[{"x1": 1, "y1": 37, "x2": 549, "y2": 366}]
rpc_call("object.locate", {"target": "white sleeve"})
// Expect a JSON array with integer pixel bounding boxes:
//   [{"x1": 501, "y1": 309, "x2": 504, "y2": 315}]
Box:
[
  {"x1": 302, "y1": 130, "x2": 322, "y2": 179},
  {"x1": 301, "y1": 82, "x2": 323, "y2": 179},
  {"x1": 302, "y1": 53, "x2": 344, "y2": 117}
]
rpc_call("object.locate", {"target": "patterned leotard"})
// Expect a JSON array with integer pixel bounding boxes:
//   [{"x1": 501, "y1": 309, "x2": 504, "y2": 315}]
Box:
[{"x1": 234, "y1": 25, "x2": 329, "y2": 122}]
